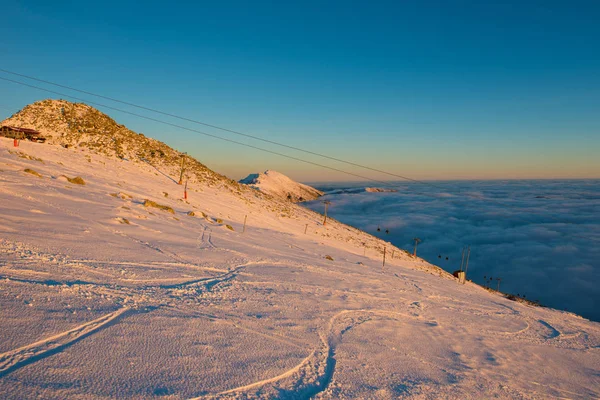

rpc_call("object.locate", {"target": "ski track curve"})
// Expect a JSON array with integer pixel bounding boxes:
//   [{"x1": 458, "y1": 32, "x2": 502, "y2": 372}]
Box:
[
  {"x1": 0, "y1": 262, "x2": 249, "y2": 379},
  {"x1": 1, "y1": 236, "x2": 247, "y2": 291},
  {"x1": 193, "y1": 309, "x2": 410, "y2": 400},
  {"x1": 158, "y1": 265, "x2": 245, "y2": 289},
  {"x1": 0, "y1": 306, "x2": 131, "y2": 378}
]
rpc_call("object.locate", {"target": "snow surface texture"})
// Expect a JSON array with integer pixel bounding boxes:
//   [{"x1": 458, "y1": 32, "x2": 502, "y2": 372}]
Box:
[
  {"x1": 0, "y1": 138, "x2": 599, "y2": 398},
  {"x1": 240, "y1": 170, "x2": 323, "y2": 203}
]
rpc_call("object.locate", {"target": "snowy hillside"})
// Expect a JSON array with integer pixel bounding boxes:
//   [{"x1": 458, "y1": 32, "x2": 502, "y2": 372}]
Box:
[
  {"x1": 0, "y1": 106, "x2": 599, "y2": 398},
  {"x1": 1, "y1": 99, "x2": 237, "y2": 188},
  {"x1": 240, "y1": 170, "x2": 323, "y2": 202}
]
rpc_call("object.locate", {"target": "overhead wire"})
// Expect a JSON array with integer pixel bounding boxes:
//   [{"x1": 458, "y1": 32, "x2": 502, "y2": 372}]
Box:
[
  {"x1": 1, "y1": 73, "x2": 598, "y2": 244},
  {"x1": 0, "y1": 75, "x2": 395, "y2": 186},
  {"x1": 0, "y1": 75, "x2": 487, "y2": 207},
  {"x1": 0, "y1": 104, "x2": 17, "y2": 112},
  {"x1": 0, "y1": 72, "x2": 498, "y2": 203},
  {"x1": 0, "y1": 69, "x2": 535, "y2": 204},
  {"x1": 0, "y1": 68, "x2": 451, "y2": 190}
]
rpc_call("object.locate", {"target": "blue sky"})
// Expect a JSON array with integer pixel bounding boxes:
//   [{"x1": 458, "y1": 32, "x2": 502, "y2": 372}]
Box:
[{"x1": 1, "y1": 1, "x2": 599, "y2": 181}]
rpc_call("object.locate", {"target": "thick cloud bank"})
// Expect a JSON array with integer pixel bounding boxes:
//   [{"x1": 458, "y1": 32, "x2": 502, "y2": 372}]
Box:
[{"x1": 304, "y1": 180, "x2": 600, "y2": 321}]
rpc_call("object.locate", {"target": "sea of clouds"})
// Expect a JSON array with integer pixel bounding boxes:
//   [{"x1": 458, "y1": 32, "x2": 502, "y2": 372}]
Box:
[{"x1": 304, "y1": 180, "x2": 600, "y2": 322}]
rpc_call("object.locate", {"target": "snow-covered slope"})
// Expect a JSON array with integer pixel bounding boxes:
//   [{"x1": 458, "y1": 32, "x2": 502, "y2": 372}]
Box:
[
  {"x1": 240, "y1": 170, "x2": 323, "y2": 202},
  {"x1": 0, "y1": 105, "x2": 599, "y2": 399}
]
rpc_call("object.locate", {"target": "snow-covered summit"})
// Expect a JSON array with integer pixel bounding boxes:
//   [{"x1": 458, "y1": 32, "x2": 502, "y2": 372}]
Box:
[{"x1": 239, "y1": 169, "x2": 323, "y2": 202}]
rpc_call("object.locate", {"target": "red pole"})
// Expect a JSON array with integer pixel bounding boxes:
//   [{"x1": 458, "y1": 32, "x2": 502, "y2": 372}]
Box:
[
  {"x1": 14, "y1": 138, "x2": 18, "y2": 147},
  {"x1": 184, "y1": 180, "x2": 188, "y2": 200}
]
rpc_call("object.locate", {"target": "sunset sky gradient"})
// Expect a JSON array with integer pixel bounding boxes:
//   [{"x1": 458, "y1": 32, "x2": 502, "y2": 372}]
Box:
[{"x1": 1, "y1": 1, "x2": 599, "y2": 181}]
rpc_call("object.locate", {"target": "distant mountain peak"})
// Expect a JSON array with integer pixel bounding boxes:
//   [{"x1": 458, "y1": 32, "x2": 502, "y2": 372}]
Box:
[{"x1": 239, "y1": 170, "x2": 323, "y2": 202}]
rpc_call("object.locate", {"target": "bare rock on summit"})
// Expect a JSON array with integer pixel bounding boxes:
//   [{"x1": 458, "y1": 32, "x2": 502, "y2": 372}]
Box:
[{"x1": 239, "y1": 170, "x2": 323, "y2": 202}]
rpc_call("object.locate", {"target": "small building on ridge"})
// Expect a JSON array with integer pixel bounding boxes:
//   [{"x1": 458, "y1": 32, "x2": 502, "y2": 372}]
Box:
[{"x1": 0, "y1": 126, "x2": 46, "y2": 142}]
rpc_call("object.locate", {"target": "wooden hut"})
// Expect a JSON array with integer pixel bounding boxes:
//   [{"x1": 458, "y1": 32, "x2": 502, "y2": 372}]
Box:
[{"x1": 0, "y1": 126, "x2": 46, "y2": 143}]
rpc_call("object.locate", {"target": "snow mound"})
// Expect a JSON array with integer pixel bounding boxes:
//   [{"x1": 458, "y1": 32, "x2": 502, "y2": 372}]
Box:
[{"x1": 240, "y1": 170, "x2": 323, "y2": 202}]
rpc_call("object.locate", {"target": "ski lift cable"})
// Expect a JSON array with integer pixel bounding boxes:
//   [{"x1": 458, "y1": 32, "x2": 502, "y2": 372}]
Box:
[
  {"x1": 1, "y1": 75, "x2": 598, "y2": 244},
  {"x1": 0, "y1": 68, "x2": 451, "y2": 190}
]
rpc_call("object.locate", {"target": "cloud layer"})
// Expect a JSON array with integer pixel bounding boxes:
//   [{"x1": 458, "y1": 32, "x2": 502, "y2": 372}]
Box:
[{"x1": 304, "y1": 180, "x2": 600, "y2": 321}]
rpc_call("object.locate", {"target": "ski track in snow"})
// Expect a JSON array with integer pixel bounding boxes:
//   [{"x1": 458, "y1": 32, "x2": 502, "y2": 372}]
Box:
[
  {"x1": 0, "y1": 263, "x2": 248, "y2": 378},
  {"x1": 195, "y1": 309, "x2": 409, "y2": 400},
  {"x1": 0, "y1": 238, "x2": 230, "y2": 288},
  {"x1": 157, "y1": 264, "x2": 244, "y2": 290},
  {"x1": 0, "y1": 236, "x2": 251, "y2": 379},
  {"x1": 194, "y1": 304, "x2": 598, "y2": 399},
  {"x1": 1, "y1": 237, "x2": 247, "y2": 292},
  {"x1": 198, "y1": 226, "x2": 217, "y2": 249},
  {"x1": 537, "y1": 319, "x2": 561, "y2": 339},
  {"x1": 0, "y1": 306, "x2": 131, "y2": 378}
]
